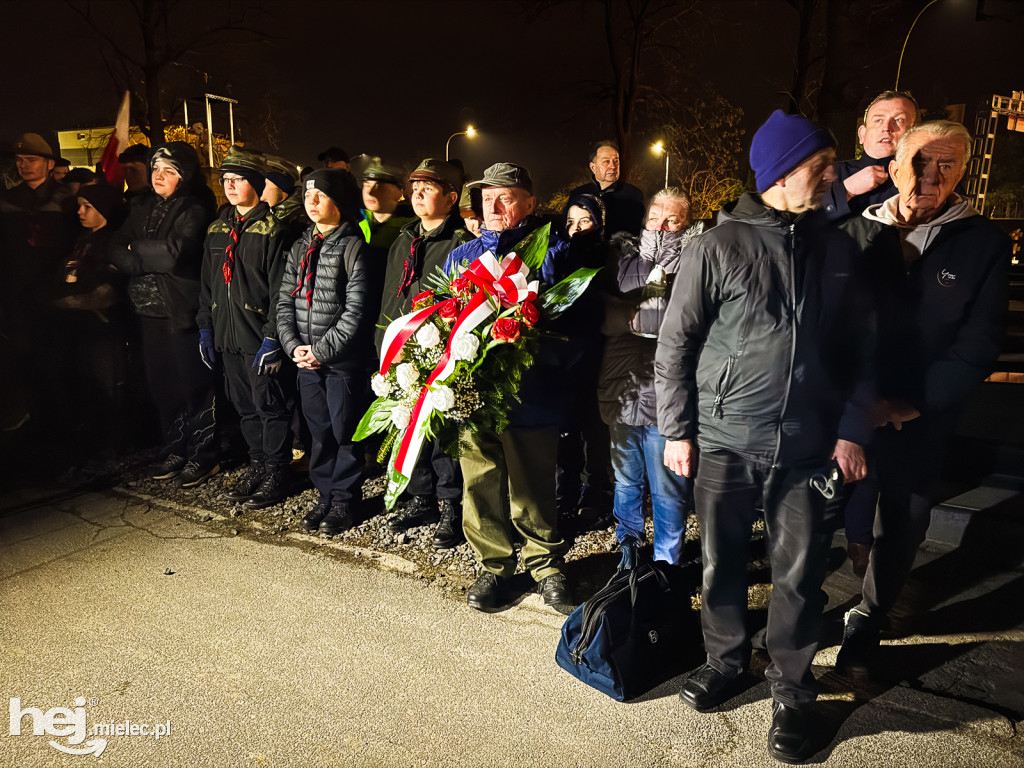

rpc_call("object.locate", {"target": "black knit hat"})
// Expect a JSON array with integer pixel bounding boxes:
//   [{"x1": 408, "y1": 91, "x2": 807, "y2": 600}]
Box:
[
  {"x1": 564, "y1": 192, "x2": 606, "y2": 235},
  {"x1": 304, "y1": 169, "x2": 361, "y2": 221},
  {"x1": 149, "y1": 141, "x2": 200, "y2": 183},
  {"x1": 78, "y1": 183, "x2": 123, "y2": 223},
  {"x1": 118, "y1": 144, "x2": 150, "y2": 164}
]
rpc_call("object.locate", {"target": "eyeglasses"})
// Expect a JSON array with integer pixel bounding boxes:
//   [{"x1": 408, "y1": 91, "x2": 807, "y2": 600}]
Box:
[{"x1": 221, "y1": 175, "x2": 246, "y2": 187}]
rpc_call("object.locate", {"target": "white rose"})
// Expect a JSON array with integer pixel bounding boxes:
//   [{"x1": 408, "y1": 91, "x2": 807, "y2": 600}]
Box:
[
  {"x1": 370, "y1": 373, "x2": 391, "y2": 397},
  {"x1": 451, "y1": 331, "x2": 480, "y2": 361},
  {"x1": 390, "y1": 405, "x2": 412, "y2": 430},
  {"x1": 396, "y1": 362, "x2": 419, "y2": 391},
  {"x1": 428, "y1": 385, "x2": 455, "y2": 413},
  {"x1": 416, "y1": 323, "x2": 441, "y2": 349}
]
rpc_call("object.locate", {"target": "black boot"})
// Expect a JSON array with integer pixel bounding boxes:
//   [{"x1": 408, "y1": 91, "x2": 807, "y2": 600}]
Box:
[
  {"x1": 318, "y1": 502, "x2": 354, "y2": 536},
  {"x1": 299, "y1": 494, "x2": 331, "y2": 532},
  {"x1": 388, "y1": 495, "x2": 440, "y2": 532},
  {"x1": 432, "y1": 499, "x2": 464, "y2": 550},
  {"x1": 245, "y1": 465, "x2": 289, "y2": 509},
  {"x1": 224, "y1": 461, "x2": 266, "y2": 502}
]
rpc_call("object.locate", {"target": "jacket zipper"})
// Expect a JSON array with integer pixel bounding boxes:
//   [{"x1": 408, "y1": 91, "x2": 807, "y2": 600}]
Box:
[{"x1": 772, "y1": 223, "x2": 798, "y2": 467}]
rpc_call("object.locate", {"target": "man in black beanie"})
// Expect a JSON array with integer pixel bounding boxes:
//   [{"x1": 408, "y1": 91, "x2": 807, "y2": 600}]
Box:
[
  {"x1": 197, "y1": 146, "x2": 293, "y2": 509},
  {"x1": 655, "y1": 110, "x2": 877, "y2": 764}
]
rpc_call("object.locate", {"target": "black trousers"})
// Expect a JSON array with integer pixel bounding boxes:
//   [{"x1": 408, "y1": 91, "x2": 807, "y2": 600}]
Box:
[
  {"x1": 856, "y1": 413, "x2": 957, "y2": 623},
  {"x1": 222, "y1": 351, "x2": 293, "y2": 467},
  {"x1": 140, "y1": 317, "x2": 217, "y2": 465},
  {"x1": 297, "y1": 367, "x2": 368, "y2": 504},
  {"x1": 405, "y1": 437, "x2": 462, "y2": 500},
  {"x1": 695, "y1": 448, "x2": 829, "y2": 707}
]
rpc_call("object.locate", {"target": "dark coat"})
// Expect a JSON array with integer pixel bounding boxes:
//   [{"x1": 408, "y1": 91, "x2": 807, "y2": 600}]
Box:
[
  {"x1": 376, "y1": 212, "x2": 472, "y2": 353},
  {"x1": 197, "y1": 202, "x2": 289, "y2": 355},
  {"x1": 108, "y1": 189, "x2": 212, "y2": 332},
  {"x1": 655, "y1": 193, "x2": 877, "y2": 467},
  {"x1": 276, "y1": 221, "x2": 374, "y2": 370},
  {"x1": 822, "y1": 155, "x2": 896, "y2": 222}
]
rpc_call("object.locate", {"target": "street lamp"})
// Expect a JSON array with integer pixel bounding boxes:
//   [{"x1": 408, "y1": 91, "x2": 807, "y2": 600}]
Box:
[
  {"x1": 895, "y1": 0, "x2": 940, "y2": 90},
  {"x1": 651, "y1": 141, "x2": 669, "y2": 189},
  {"x1": 446, "y1": 125, "x2": 477, "y2": 161}
]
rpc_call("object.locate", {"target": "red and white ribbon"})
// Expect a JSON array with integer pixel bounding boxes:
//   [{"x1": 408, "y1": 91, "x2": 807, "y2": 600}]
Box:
[{"x1": 381, "y1": 251, "x2": 538, "y2": 478}]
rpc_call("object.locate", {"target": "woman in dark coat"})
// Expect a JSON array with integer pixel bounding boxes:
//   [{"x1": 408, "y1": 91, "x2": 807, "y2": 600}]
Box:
[{"x1": 109, "y1": 142, "x2": 218, "y2": 486}]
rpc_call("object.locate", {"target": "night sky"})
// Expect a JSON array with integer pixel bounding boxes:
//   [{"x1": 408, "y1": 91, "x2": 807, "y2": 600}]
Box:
[{"x1": 3, "y1": 0, "x2": 1024, "y2": 199}]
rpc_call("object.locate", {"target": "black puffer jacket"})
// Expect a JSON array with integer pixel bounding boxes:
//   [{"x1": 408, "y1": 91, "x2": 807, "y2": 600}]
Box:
[
  {"x1": 197, "y1": 202, "x2": 288, "y2": 355},
  {"x1": 655, "y1": 193, "x2": 877, "y2": 467},
  {"x1": 276, "y1": 221, "x2": 374, "y2": 370},
  {"x1": 108, "y1": 190, "x2": 211, "y2": 332}
]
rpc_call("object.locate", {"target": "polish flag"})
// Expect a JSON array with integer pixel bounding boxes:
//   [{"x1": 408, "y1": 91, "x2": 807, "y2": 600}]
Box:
[{"x1": 100, "y1": 90, "x2": 131, "y2": 188}]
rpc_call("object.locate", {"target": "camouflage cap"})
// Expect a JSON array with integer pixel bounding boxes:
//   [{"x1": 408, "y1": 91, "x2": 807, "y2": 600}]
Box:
[
  {"x1": 263, "y1": 154, "x2": 298, "y2": 183},
  {"x1": 220, "y1": 145, "x2": 267, "y2": 176},
  {"x1": 464, "y1": 162, "x2": 532, "y2": 194},
  {"x1": 408, "y1": 158, "x2": 463, "y2": 195}
]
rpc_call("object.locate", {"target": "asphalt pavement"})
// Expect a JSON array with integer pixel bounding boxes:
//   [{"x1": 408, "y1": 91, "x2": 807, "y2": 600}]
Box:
[{"x1": 1, "y1": 486, "x2": 1022, "y2": 768}]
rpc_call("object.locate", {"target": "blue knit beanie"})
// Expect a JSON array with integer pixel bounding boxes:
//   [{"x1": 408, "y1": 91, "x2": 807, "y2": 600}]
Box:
[{"x1": 750, "y1": 110, "x2": 835, "y2": 194}]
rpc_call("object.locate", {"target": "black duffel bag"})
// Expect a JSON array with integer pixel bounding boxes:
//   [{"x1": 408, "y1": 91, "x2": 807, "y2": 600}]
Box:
[{"x1": 555, "y1": 557, "x2": 702, "y2": 701}]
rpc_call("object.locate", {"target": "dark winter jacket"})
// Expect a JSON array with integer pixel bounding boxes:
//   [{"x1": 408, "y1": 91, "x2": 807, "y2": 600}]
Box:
[
  {"x1": 376, "y1": 212, "x2": 472, "y2": 353},
  {"x1": 197, "y1": 202, "x2": 289, "y2": 355},
  {"x1": 655, "y1": 193, "x2": 877, "y2": 468},
  {"x1": 276, "y1": 221, "x2": 374, "y2": 370},
  {"x1": 822, "y1": 155, "x2": 896, "y2": 222},
  {"x1": 444, "y1": 216, "x2": 571, "y2": 429},
  {"x1": 858, "y1": 205, "x2": 1009, "y2": 414},
  {"x1": 108, "y1": 190, "x2": 212, "y2": 332},
  {"x1": 569, "y1": 177, "x2": 645, "y2": 237},
  {"x1": 598, "y1": 225, "x2": 703, "y2": 427}
]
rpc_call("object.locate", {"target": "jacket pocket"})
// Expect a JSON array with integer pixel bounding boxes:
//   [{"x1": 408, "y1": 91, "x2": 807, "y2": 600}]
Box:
[
  {"x1": 245, "y1": 303, "x2": 267, "y2": 317},
  {"x1": 712, "y1": 355, "x2": 736, "y2": 419}
]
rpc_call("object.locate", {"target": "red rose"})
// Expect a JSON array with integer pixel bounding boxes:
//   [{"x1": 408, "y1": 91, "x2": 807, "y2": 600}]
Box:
[
  {"x1": 450, "y1": 275, "x2": 474, "y2": 296},
  {"x1": 438, "y1": 298, "x2": 462, "y2": 323},
  {"x1": 490, "y1": 317, "x2": 521, "y2": 343},
  {"x1": 518, "y1": 300, "x2": 539, "y2": 326},
  {"x1": 411, "y1": 289, "x2": 435, "y2": 310}
]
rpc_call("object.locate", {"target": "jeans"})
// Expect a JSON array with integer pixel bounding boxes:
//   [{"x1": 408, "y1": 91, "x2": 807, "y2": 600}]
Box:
[{"x1": 609, "y1": 422, "x2": 690, "y2": 564}]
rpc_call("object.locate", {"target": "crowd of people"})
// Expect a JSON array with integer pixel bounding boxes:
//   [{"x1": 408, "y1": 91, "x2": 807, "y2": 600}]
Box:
[{"x1": 0, "y1": 88, "x2": 1010, "y2": 763}]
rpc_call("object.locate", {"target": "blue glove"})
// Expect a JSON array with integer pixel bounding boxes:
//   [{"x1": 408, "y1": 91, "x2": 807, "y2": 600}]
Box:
[
  {"x1": 253, "y1": 337, "x2": 283, "y2": 375},
  {"x1": 199, "y1": 329, "x2": 217, "y2": 370}
]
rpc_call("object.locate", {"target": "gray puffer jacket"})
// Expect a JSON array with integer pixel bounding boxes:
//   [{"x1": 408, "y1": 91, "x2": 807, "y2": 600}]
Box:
[
  {"x1": 276, "y1": 221, "x2": 374, "y2": 370},
  {"x1": 597, "y1": 224, "x2": 704, "y2": 426}
]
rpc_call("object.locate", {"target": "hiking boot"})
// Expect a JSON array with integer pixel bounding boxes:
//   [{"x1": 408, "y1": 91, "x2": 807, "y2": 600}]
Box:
[
  {"x1": 387, "y1": 495, "x2": 440, "y2": 532},
  {"x1": 152, "y1": 454, "x2": 187, "y2": 481},
  {"x1": 223, "y1": 462, "x2": 266, "y2": 502},
  {"x1": 835, "y1": 608, "x2": 880, "y2": 677},
  {"x1": 432, "y1": 499, "x2": 464, "y2": 550},
  {"x1": 318, "y1": 503, "x2": 354, "y2": 536},
  {"x1": 244, "y1": 465, "x2": 289, "y2": 509},
  {"x1": 299, "y1": 495, "x2": 331, "y2": 532},
  {"x1": 176, "y1": 461, "x2": 220, "y2": 488}
]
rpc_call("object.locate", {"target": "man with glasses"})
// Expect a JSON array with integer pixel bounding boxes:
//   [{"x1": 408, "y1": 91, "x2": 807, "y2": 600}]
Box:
[{"x1": 197, "y1": 147, "x2": 292, "y2": 508}]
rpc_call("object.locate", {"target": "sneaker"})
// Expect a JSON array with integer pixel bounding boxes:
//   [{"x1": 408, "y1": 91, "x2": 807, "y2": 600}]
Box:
[
  {"x1": 387, "y1": 495, "x2": 440, "y2": 532},
  {"x1": 244, "y1": 465, "x2": 289, "y2": 509},
  {"x1": 318, "y1": 503, "x2": 354, "y2": 536},
  {"x1": 299, "y1": 495, "x2": 331, "y2": 532},
  {"x1": 176, "y1": 461, "x2": 220, "y2": 488},
  {"x1": 835, "y1": 608, "x2": 879, "y2": 677},
  {"x1": 223, "y1": 462, "x2": 266, "y2": 502},
  {"x1": 152, "y1": 454, "x2": 187, "y2": 480},
  {"x1": 432, "y1": 499, "x2": 464, "y2": 550}
]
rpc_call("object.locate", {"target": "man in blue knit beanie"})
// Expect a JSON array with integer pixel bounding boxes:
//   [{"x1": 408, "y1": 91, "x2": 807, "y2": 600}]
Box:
[{"x1": 655, "y1": 109, "x2": 878, "y2": 763}]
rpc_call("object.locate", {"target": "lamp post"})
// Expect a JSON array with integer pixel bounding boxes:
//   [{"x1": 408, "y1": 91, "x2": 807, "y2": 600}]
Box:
[
  {"x1": 446, "y1": 125, "x2": 476, "y2": 161},
  {"x1": 651, "y1": 141, "x2": 669, "y2": 188},
  {"x1": 895, "y1": 0, "x2": 941, "y2": 90}
]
